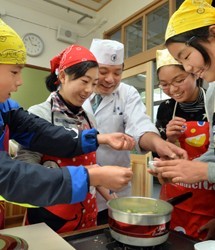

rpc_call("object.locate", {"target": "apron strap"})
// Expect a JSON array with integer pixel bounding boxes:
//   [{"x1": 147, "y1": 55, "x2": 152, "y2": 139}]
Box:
[
  {"x1": 172, "y1": 87, "x2": 208, "y2": 120},
  {"x1": 202, "y1": 87, "x2": 209, "y2": 122}
]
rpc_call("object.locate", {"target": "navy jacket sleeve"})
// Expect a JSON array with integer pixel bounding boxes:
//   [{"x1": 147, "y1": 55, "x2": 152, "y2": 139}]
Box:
[
  {"x1": 0, "y1": 151, "x2": 89, "y2": 206},
  {"x1": 152, "y1": 99, "x2": 175, "y2": 157},
  {"x1": 155, "y1": 99, "x2": 175, "y2": 140},
  {"x1": 0, "y1": 100, "x2": 93, "y2": 206},
  {"x1": 2, "y1": 101, "x2": 99, "y2": 157}
]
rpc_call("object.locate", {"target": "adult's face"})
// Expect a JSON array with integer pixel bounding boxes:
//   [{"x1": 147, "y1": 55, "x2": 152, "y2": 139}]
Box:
[{"x1": 94, "y1": 64, "x2": 123, "y2": 95}]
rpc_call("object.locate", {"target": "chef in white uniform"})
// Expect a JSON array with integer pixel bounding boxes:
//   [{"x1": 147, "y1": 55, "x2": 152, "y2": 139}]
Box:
[{"x1": 83, "y1": 39, "x2": 187, "y2": 224}]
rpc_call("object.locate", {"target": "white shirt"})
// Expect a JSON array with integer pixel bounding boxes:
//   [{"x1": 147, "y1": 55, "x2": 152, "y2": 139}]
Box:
[{"x1": 83, "y1": 82, "x2": 159, "y2": 211}]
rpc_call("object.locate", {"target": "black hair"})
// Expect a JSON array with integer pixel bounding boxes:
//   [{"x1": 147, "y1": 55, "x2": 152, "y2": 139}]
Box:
[
  {"x1": 165, "y1": 25, "x2": 211, "y2": 67},
  {"x1": 196, "y1": 78, "x2": 203, "y2": 87},
  {"x1": 45, "y1": 61, "x2": 98, "y2": 92}
]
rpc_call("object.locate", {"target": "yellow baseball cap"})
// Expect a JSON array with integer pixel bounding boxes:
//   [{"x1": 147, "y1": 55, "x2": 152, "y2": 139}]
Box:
[
  {"x1": 165, "y1": 0, "x2": 215, "y2": 41},
  {"x1": 156, "y1": 49, "x2": 181, "y2": 70},
  {"x1": 0, "y1": 19, "x2": 26, "y2": 64}
]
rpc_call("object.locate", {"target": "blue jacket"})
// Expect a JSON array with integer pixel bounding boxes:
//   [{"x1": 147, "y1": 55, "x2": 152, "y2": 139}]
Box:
[{"x1": 0, "y1": 99, "x2": 99, "y2": 206}]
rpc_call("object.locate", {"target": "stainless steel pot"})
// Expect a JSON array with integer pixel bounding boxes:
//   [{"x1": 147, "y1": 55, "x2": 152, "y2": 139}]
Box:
[{"x1": 107, "y1": 193, "x2": 192, "y2": 247}]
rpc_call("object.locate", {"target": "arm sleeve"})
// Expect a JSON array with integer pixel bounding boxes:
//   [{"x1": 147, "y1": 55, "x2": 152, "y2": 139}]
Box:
[
  {"x1": 156, "y1": 106, "x2": 167, "y2": 140},
  {"x1": 123, "y1": 86, "x2": 159, "y2": 153},
  {"x1": 0, "y1": 151, "x2": 89, "y2": 206},
  {"x1": 208, "y1": 162, "x2": 215, "y2": 183},
  {"x1": 194, "y1": 148, "x2": 215, "y2": 183},
  {"x1": 6, "y1": 108, "x2": 99, "y2": 157}
]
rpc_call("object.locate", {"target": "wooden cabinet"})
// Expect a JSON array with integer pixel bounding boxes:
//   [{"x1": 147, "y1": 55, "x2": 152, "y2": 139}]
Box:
[
  {"x1": 130, "y1": 153, "x2": 152, "y2": 197},
  {"x1": 5, "y1": 202, "x2": 26, "y2": 228}
]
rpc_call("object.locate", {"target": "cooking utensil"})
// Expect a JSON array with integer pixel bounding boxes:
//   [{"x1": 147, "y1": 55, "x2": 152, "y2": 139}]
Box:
[
  {"x1": 107, "y1": 192, "x2": 192, "y2": 247},
  {"x1": 167, "y1": 191, "x2": 192, "y2": 206},
  {"x1": 96, "y1": 186, "x2": 118, "y2": 201}
]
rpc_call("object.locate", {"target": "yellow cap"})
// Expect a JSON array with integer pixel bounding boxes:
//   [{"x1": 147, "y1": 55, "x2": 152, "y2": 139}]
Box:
[
  {"x1": 156, "y1": 49, "x2": 181, "y2": 70},
  {"x1": 0, "y1": 19, "x2": 26, "y2": 64},
  {"x1": 165, "y1": 0, "x2": 215, "y2": 41}
]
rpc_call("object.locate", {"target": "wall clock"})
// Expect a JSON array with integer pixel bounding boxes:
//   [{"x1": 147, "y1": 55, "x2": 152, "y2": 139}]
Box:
[{"x1": 23, "y1": 33, "x2": 44, "y2": 57}]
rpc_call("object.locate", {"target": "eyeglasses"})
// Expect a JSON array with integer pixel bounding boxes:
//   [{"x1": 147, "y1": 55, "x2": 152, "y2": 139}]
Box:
[{"x1": 158, "y1": 74, "x2": 190, "y2": 90}]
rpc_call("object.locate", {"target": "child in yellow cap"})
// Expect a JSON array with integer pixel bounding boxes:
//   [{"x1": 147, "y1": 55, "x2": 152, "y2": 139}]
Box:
[
  {"x1": 0, "y1": 19, "x2": 134, "y2": 221},
  {"x1": 165, "y1": 0, "x2": 215, "y2": 83},
  {"x1": 153, "y1": 0, "x2": 215, "y2": 240},
  {"x1": 155, "y1": 49, "x2": 212, "y2": 240}
]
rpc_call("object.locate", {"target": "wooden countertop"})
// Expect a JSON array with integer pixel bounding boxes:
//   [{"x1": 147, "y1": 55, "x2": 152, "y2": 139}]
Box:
[{"x1": 0, "y1": 223, "x2": 75, "y2": 250}]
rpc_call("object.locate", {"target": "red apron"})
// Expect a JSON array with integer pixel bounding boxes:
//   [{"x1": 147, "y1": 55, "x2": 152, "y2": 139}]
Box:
[
  {"x1": 178, "y1": 121, "x2": 209, "y2": 160},
  {"x1": 24, "y1": 98, "x2": 98, "y2": 233},
  {"x1": 160, "y1": 98, "x2": 214, "y2": 239},
  {"x1": 25, "y1": 151, "x2": 97, "y2": 233}
]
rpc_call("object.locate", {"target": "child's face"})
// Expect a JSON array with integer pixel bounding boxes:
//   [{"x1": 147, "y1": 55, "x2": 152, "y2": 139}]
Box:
[
  {"x1": 59, "y1": 67, "x2": 98, "y2": 107},
  {"x1": 158, "y1": 65, "x2": 197, "y2": 103},
  {"x1": 167, "y1": 42, "x2": 215, "y2": 83},
  {"x1": 0, "y1": 64, "x2": 23, "y2": 103}
]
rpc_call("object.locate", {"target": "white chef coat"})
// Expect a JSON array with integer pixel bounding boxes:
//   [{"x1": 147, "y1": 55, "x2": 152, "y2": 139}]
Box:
[{"x1": 83, "y1": 82, "x2": 159, "y2": 211}]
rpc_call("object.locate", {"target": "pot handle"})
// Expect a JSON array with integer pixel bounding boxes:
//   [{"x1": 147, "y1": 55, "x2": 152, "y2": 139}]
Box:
[{"x1": 167, "y1": 192, "x2": 193, "y2": 206}]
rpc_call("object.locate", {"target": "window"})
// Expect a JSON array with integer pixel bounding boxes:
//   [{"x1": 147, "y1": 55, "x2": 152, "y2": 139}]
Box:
[
  {"x1": 105, "y1": 0, "x2": 181, "y2": 122},
  {"x1": 109, "y1": 29, "x2": 121, "y2": 43},
  {"x1": 125, "y1": 18, "x2": 143, "y2": 58},
  {"x1": 146, "y1": 2, "x2": 169, "y2": 50},
  {"x1": 105, "y1": 0, "x2": 171, "y2": 66}
]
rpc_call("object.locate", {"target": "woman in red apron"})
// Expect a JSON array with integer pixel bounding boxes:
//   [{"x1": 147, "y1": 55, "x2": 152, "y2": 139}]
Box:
[
  {"x1": 21, "y1": 45, "x2": 100, "y2": 233},
  {"x1": 155, "y1": 49, "x2": 214, "y2": 240}
]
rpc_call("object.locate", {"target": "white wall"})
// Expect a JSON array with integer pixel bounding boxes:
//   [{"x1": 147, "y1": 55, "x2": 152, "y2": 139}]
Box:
[{"x1": 1, "y1": 0, "x2": 153, "y2": 68}]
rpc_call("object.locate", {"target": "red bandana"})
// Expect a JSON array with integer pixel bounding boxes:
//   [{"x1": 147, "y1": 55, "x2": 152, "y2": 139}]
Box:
[{"x1": 50, "y1": 44, "x2": 97, "y2": 74}]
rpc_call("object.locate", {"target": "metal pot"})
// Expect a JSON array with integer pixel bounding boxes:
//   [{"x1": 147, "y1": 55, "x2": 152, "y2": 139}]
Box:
[{"x1": 107, "y1": 192, "x2": 192, "y2": 247}]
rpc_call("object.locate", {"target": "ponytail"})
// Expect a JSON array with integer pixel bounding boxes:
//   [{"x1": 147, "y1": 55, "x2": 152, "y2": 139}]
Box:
[{"x1": 45, "y1": 72, "x2": 59, "y2": 92}]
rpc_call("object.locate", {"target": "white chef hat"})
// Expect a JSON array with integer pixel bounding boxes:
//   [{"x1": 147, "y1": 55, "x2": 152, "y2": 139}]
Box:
[{"x1": 90, "y1": 38, "x2": 124, "y2": 65}]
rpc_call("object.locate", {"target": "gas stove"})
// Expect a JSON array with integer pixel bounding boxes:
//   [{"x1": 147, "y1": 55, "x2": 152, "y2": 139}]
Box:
[{"x1": 63, "y1": 225, "x2": 198, "y2": 250}]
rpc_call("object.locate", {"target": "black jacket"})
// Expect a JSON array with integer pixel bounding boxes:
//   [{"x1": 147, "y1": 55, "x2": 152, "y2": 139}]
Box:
[{"x1": 0, "y1": 99, "x2": 98, "y2": 206}]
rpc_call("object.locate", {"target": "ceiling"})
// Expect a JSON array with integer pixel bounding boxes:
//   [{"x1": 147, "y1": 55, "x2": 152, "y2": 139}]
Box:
[
  {"x1": 68, "y1": 0, "x2": 111, "y2": 11},
  {"x1": 7, "y1": 0, "x2": 111, "y2": 24}
]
